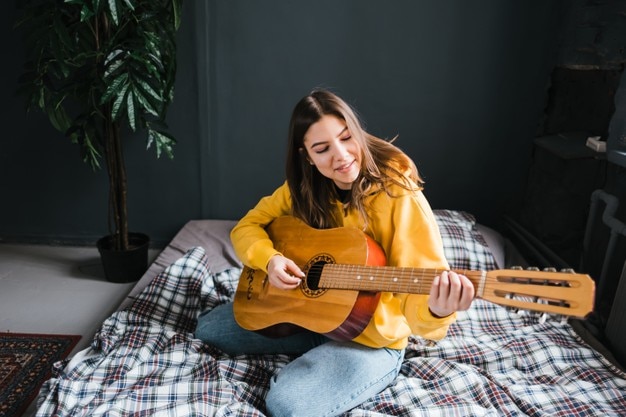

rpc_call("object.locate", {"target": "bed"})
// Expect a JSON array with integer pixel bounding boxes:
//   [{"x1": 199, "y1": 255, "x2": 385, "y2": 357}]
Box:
[{"x1": 35, "y1": 210, "x2": 626, "y2": 416}]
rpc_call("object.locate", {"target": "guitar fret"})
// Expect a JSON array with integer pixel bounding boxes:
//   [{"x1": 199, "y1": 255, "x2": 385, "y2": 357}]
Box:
[
  {"x1": 320, "y1": 264, "x2": 438, "y2": 294},
  {"x1": 320, "y1": 265, "x2": 492, "y2": 296},
  {"x1": 313, "y1": 263, "x2": 592, "y2": 318}
]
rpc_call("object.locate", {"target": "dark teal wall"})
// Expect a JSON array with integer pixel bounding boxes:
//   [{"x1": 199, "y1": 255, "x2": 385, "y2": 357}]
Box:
[{"x1": 1, "y1": 1, "x2": 566, "y2": 246}]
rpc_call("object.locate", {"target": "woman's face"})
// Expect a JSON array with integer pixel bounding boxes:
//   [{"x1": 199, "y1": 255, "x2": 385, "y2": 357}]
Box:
[{"x1": 302, "y1": 115, "x2": 361, "y2": 190}]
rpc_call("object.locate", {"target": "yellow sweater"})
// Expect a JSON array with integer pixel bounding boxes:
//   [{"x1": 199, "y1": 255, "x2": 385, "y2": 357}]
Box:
[{"x1": 230, "y1": 181, "x2": 456, "y2": 349}]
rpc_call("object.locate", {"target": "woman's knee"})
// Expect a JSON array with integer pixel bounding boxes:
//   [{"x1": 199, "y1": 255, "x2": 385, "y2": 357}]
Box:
[
  {"x1": 194, "y1": 303, "x2": 234, "y2": 344},
  {"x1": 265, "y1": 380, "x2": 310, "y2": 417}
]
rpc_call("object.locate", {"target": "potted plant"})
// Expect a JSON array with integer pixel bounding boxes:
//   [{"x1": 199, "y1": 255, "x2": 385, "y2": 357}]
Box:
[{"x1": 16, "y1": 0, "x2": 183, "y2": 282}]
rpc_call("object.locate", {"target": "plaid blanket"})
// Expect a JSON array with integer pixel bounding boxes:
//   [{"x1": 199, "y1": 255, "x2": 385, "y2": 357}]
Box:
[{"x1": 36, "y1": 247, "x2": 626, "y2": 416}]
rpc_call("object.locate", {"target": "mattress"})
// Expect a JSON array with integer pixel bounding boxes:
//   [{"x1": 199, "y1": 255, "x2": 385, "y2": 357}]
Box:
[{"x1": 34, "y1": 210, "x2": 626, "y2": 416}]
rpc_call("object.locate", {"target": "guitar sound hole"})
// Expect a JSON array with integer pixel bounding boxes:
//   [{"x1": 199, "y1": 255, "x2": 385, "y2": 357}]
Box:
[
  {"x1": 306, "y1": 261, "x2": 326, "y2": 290},
  {"x1": 300, "y1": 253, "x2": 334, "y2": 298}
]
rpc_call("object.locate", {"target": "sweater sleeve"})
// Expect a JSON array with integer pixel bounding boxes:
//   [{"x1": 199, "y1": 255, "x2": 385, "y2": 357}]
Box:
[
  {"x1": 369, "y1": 186, "x2": 457, "y2": 340},
  {"x1": 230, "y1": 182, "x2": 292, "y2": 272}
]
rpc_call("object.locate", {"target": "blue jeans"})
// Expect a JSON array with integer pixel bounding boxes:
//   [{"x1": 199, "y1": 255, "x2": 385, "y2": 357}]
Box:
[{"x1": 195, "y1": 302, "x2": 405, "y2": 417}]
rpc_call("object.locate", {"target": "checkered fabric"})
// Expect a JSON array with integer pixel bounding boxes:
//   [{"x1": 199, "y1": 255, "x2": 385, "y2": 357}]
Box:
[
  {"x1": 434, "y1": 209, "x2": 498, "y2": 271},
  {"x1": 36, "y1": 247, "x2": 626, "y2": 416}
]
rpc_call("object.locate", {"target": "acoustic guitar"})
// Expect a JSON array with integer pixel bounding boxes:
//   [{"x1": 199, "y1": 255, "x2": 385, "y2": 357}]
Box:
[{"x1": 233, "y1": 216, "x2": 595, "y2": 341}]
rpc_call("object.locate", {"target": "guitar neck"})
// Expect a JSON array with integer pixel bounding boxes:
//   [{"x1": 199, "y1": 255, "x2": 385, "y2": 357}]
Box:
[{"x1": 318, "y1": 264, "x2": 487, "y2": 296}]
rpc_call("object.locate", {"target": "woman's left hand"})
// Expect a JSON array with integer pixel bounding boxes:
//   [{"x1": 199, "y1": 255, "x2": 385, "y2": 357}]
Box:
[{"x1": 428, "y1": 270, "x2": 475, "y2": 318}]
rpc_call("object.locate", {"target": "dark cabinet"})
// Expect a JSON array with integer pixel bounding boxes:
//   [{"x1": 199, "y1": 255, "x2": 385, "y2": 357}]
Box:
[{"x1": 515, "y1": 132, "x2": 607, "y2": 267}]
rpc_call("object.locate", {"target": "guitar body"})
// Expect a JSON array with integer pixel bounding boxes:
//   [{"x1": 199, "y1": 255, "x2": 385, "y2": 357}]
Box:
[{"x1": 233, "y1": 216, "x2": 385, "y2": 340}]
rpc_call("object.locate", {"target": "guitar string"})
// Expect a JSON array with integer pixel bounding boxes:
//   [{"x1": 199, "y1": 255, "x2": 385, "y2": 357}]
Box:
[
  {"x1": 252, "y1": 263, "x2": 585, "y2": 315},
  {"x1": 305, "y1": 266, "x2": 581, "y2": 315},
  {"x1": 312, "y1": 264, "x2": 582, "y2": 310},
  {"x1": 314, "y1": 265, "x2": 579, "y2": 291}
]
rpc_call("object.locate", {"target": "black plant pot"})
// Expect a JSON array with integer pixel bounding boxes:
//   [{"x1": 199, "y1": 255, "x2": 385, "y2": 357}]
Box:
[{"x1": 97, "y1": 232, "x2": 150, "y2": 283}]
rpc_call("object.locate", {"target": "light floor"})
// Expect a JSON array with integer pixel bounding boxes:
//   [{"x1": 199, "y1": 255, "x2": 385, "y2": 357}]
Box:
[{"x1": 0, "y1": 243, "x2": 159, "y2": 416}]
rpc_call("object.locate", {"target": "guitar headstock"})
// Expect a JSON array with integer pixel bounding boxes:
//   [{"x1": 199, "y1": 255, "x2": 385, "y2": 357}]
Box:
[{"x1": 480, "y1": 268, "x2": 595, "y2": 318}]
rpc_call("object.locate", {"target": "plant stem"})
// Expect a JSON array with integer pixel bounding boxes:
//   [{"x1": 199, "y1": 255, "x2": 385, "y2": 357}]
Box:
[
  {"x1": 99, "y1": 11, "x2": 128, "y2": 251},
  {"x1": 103, "y1": 109, "x2": 128, "y2": 251},
  {"x1": 113, "y1": 122, "x2": 129, "y2": 250}
]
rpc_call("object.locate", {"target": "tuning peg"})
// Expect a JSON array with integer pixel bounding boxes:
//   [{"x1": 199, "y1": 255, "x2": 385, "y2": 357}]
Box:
[
  {"x1": 538, "y1": 313, "x2": 548, "y2": 324},
  {"x1": 506, "y1": 306, "x2": 522, "y2": 315},
  {"x1": 527, "y1": 266, "x2": 539, "y2": 271},
  {"x1": 560, "y1": 268, "x2": 575, "y2": 274},
  {"x1": 543, "y1": 267, "x2": 557, "y2": 272},
  {"x1": 511, "y1": 265, "x2": 523, "y2": 270}
]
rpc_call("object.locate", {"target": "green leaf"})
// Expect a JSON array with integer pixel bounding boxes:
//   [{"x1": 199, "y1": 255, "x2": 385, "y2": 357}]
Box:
[
  {"x1": 18, "y1": 0, "x2": 182, "y2": 184},
  {"x1": 122, "y1": 0, "x2": 135, "y2": 11},
  {"x1": 46, "y1": 102, "x2": 72, "y2": 133},
  {"x1": 107, "y1": 0, "x2": 119, "y2": 26},
  {"x1": 128, "y1": 51, "x2": 160, "y2": 76},
  {"x1": 79, "y1": 4, "x2": 95, "y2": 21},
  {"x1": 147, "y1": 129, "x2": 175, "y2": 159},
  {"x1": 126, "y1": 92, "x2": 136, "y2": 131},
  {"x1": 65, "y1": 124, "x2": 83, "y2": 144},
  {"x1": 131, "y1": 85, "x2": 159, "y2": 116},
  {"x1": 134, "y1": 77, "x2": 162, "y2": 102},
  {"x1": 110, "y1": 82, "x2": 129, "y2": 120},
  {"x1": 80, "y1": 131, "x2": 102, "y2": 170},
  {"x1": 104, "y1": 60, "x2": 124, "y2": 81},
  {"x1": 37, "y1": 87, "x2": 45, "y2": 110},
  {"x1": 104, "y1": 49, "x2": 124, "y2": 67},
  {"x1": 144, "y1": 52, "x2": 165, "y2": 74},
  {"x1": 101, "y1": 72, "x2": 128, "y2": 104},
  {"x1": 172, "y1": 0, "x2": 182, "y2": 30}
]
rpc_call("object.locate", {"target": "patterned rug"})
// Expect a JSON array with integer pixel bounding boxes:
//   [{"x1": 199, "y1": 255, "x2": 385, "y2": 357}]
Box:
[{"x1": 0, "y1": 332, "x2": 80, "y2": 417}]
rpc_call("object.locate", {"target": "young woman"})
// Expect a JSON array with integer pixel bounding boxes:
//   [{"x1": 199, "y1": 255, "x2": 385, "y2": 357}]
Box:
[{"x1": 195, "y1": 89, "x2": 474, "y2": 417}]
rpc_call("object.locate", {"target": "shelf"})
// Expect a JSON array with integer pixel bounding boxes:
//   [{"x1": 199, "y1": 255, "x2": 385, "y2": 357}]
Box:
[{"x1": 534, "y1": 132, "x2": 606, "y2": 160}]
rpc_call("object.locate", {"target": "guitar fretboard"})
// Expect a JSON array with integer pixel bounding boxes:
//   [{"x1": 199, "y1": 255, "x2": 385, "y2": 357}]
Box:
[{"x1": 318, "y1": 264, "x2": 487, "y2": 297}]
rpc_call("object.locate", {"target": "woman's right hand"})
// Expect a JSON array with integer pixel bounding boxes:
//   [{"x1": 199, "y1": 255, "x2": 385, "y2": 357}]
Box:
[{"x1": 266, "y1": 255, "x2": 305, "y2": 290}]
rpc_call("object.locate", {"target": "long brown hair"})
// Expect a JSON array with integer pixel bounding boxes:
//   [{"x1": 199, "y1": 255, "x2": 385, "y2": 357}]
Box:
[{"x1": 286, "y1": 89, "x2": 423, "y2": 229}]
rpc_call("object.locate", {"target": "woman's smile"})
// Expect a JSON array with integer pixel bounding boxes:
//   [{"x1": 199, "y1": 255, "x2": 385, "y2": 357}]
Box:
[{"x1": 335, "y1": 159, "x2": 355, "y2": 173}]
